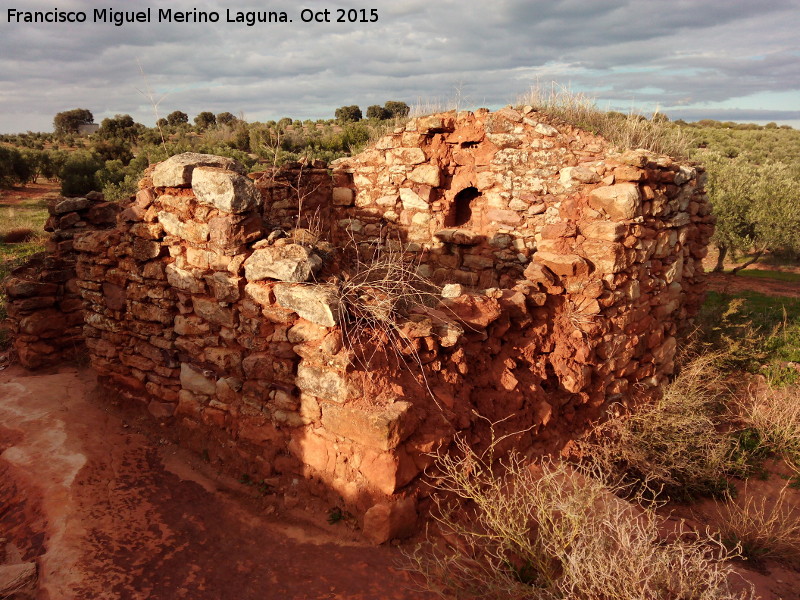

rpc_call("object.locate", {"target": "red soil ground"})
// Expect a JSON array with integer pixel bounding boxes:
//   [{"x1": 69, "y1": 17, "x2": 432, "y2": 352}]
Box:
[
  {"x1": 3, "y1": 364, "x2": 798, "y2": 599},
  {"x1": 0, "y1": 365, "x2": 434, "y2": 599},
  {"x1": 707, "y1": 272, "x2": 800, "y2": 299},
  {"x1": 0, "y1": 181, "x2": 61, "y2": 206}
]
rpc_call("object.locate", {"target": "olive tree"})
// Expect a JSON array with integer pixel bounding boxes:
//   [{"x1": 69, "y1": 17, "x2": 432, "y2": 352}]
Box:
[
  {"x1": 0, "y1": 146, "x2": 27, "y2": 186},
  {"x1": 194, "y1": 111, "x2": 217, "y2": 130},
  {"x1": 703, "y1": 152, "x2": 800, "y2": 272},
  {"x1": 53, "y1": 108, "x2": 94, "y2": 136},
  {"x1": 166, "y1": 110, "x2": 189, "y2": 126},
  {"x1": 335, "y1": 105, "x2": 362, "y2": 122}
]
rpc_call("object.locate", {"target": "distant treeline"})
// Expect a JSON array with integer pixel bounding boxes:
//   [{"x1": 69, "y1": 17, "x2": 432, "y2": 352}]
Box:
[{"x1": 0, "y1": 102, "x2": 412, "y2": 198}]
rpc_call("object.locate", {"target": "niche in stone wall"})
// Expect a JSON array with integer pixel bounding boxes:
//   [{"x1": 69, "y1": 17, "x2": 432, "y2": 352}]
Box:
[{"x1": 450, "y1": 186, "x2": 481, "y2": 227}]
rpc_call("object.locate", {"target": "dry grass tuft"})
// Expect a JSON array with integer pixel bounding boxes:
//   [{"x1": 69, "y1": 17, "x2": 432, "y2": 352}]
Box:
[
  {"x1": 407, "y1": 436, "x2": 753, "y2": 600},
  {"x1": 335, "y1": 233, "x2": 443, "y2": 372},
  {"x1": 0, "y1": 204, "x2": 49, "y2": 243},
  {"x1": 517, "y1": 82, "x2": 690, "y2": 158},
  {"x1": 560, "y1": 297, "x2": 598, "y2": 335},
  {"x1": 739, "y1": 386, "x2": 800, "y2": 470},
  {"x1": 711, "y1": 483, "x2": 800, "y2": 562},
  {"x1": 409, "y1": 84, "x2": 474, "y2": 118},
  {"x1": 576, "y1": 352, "x2": 738, "y2": 500}
]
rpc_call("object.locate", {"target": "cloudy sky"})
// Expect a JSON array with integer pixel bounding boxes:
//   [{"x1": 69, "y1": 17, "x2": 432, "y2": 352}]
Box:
[{"x1": 1, "y1": 0, "x2": 799, "y2": 133}]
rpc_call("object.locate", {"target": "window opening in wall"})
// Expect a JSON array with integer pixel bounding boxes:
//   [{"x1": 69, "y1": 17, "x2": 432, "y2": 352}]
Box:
[{"x1": 453, "y1": 186, "x2": 480, "y2": 227}]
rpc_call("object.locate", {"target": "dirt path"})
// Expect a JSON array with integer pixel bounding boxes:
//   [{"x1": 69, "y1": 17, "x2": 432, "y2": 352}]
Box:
[
  {"x1": 0, "y1": 181, "x2": 60, "y2": 206},
  {"x1": 706, "y1": 272, "x2": 800, "y2": 299},
  {"x1": 0, "y1": 365, "x2": 435, "y2": 600}
]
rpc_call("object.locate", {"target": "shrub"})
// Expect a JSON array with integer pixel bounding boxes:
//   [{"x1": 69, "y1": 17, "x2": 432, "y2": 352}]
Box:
[
  {"x1": 739, "y1": 386, "x2": 800, "y2": 469},
  {"x1": 712, "y1": 483, "x2": 800, "y2": 562},
  {"x1": 335, "y1": 105, "x2": 362, "y2": 122},
  {"x1": 59, "y1": 150, "x2": 102, "y2": 196},
  {"x1": 96, "y1": 159, "x2": 127, "y2": 188},
  {"x1": 334, "y1": 235, "x2": 442, "y2": 371},
  {"x1": 92, "y1": 137, "x2": 134, "y2": 163},
  {"x1": 576, "y1": 353, "x2": 738, "y2": 500},
  {"x1": 408, "y1": 441, "x2": 752, "y2": 600},
  {"x1": 101, "y1": 173, "x2": 140, "y2": 202}
]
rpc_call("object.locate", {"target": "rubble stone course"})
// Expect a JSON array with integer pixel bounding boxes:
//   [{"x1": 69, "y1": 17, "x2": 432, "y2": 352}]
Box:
[
  {"x1": 3, "y1": 108, "x2": 714, "y2": 543},
  {"x1": 3, "y1": 190, "x2": 119, "y2": 368}
]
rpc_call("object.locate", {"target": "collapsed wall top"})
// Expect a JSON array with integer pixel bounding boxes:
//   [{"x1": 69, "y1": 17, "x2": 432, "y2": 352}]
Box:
[{"x1": 325, "y1": 107, "x2": 710, "y2": 293}]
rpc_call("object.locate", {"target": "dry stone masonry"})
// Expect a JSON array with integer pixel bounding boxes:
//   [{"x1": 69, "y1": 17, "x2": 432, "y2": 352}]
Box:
[
  {"x1": 4, "y1": 191, "x2": 119, "y2": 368},
  {"x1": 4, "y1": 110, "x2": 713, "y2": 543}
]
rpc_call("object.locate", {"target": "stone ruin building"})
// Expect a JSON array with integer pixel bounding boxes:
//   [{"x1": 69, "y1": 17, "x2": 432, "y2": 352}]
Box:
[{"x1": 3, "y1": 107, "x2": 713, "y2": 543}]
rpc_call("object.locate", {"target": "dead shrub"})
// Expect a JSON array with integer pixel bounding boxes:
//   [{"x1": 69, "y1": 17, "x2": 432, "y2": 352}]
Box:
[
  {"x1": 576, "y1": 353, "x2": 739, "y2": 500},
  {"x1": 0, "y1": 228, "x2": 36, "y2": 244},
  {"x1": 739, "y1": 386, "x2": 800, "y2": 470},
  {"x1": 711, "y1": 482, "x2": 800, "y2": 563},
  {"x1": 335, "y1": 233, "x2": 444, "y2": 372},
  {"x1": 407, "y1": 436, "x2": 752, "y2": 600}
]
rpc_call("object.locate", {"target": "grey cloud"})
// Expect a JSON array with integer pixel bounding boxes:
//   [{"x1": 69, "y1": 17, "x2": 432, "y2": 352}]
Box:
[{"x1": 0, "y1": 0, "x2": 798, "y2": 132}]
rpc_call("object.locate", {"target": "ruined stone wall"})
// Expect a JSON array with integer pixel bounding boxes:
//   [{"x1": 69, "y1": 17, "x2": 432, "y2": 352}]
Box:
[
  {"x1": 326, "y1": 108, "x2": 710, "y2": 297},
  {"x1": 251, "y1": 160, "x2": 333, "y2": 232},
  {"x1": 4, "y1": 108, "x2": 714, "y2": 542},
  {"x1": 3, "y1": 193, "x2": 118, "y2": 368}
]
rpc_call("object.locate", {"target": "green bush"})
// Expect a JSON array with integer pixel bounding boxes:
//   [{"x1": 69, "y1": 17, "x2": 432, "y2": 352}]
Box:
[
  {"x1": 335, "y1": 105, "x2": 362, "y2": 122},
  {"x1": 59, "y1": 150, "x2": 103, "y2": 196},
  {"x1": 194, "y1": 111, "x2": 216, "y2": 130},
  {"x1": 92, "y1": 137, "x2": 134, "y2": 163}
]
